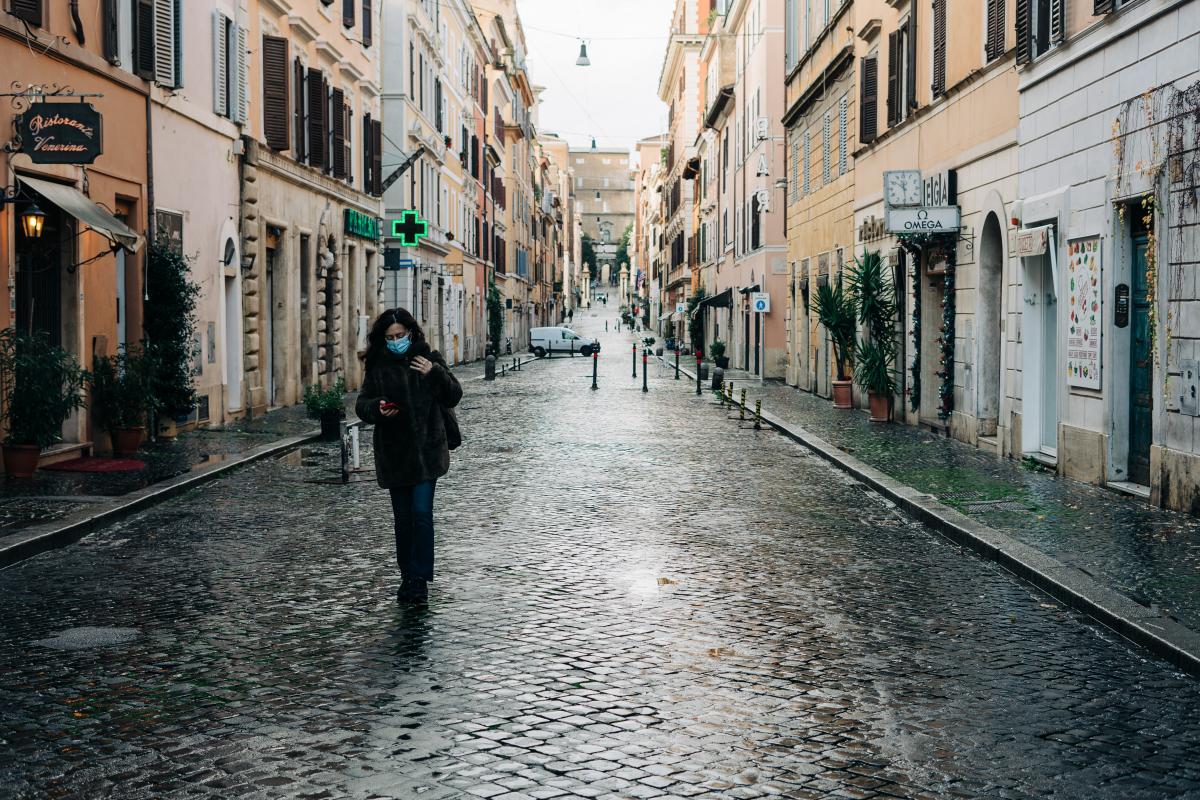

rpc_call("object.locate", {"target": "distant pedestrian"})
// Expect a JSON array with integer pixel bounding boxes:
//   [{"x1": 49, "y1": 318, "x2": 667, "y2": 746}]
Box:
[
  {"x1": 605, "y1": 320, "x2": 608, "y2": 332},
  {"x1": 357, "y1": 308, "x2": 463, "y2": 606},
  {"x1": 568, "y1": 309, "x2": 574, "y2": 323}
]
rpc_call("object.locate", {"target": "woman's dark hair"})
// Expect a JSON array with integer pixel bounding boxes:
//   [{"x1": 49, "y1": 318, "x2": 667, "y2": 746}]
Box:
[{"x1": 361, "y1": 307, "x2": 426, "y2": 368}]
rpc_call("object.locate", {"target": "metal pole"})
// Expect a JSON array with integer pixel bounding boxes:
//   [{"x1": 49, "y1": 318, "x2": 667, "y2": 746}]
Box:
[
  {"x1": 591, "y1": 350, "x2": 599, "y2": 390},
  {"x1": 642, "y1": 349, "x2": 648, "y2": 393},
  {"x1": 695, "y1": 354, "x2": 702, "y2": 395},
  {"x1": 739, "y1": 389, "x2": 747, "y2": 421},
  {"x1": 632, "y1": 343, "x2": 637, "y2": 378},
  {"x1": 674, "y1": 347, "x2": 680, "y2": 379},
  {"x1": 754, "y1": 400, "x2": 762, "y2": 430}
]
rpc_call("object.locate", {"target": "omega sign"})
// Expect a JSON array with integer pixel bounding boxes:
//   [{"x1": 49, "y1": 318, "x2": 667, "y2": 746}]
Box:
[
  {"x1": 17, "y1": 103, "x2": 103, "y2": 164},
  {"x1": 885, "y1": 206, "x2": 961, "y2": 233}
]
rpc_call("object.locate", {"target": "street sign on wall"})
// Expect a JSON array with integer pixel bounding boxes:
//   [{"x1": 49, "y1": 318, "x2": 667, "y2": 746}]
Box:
[
  {"x1": 885, "y1": 206, "x2": 961, "y2": 234},
  {"x1": 750, "y1": 292, "x2": 770, "y2": 313}
]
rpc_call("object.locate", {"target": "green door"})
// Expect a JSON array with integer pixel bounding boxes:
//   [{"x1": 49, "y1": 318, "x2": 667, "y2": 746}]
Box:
[{"x1": 1129, "y1": 233, "x2": 1152, "y2": 485}]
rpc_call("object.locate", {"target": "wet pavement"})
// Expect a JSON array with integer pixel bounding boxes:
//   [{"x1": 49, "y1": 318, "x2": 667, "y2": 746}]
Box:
[
  {"x1": 700, "y1": 363, "x2": 1200, "y2": 634},
  {"x1": 2, "y1": 311, "x2": 1200, "y2": 799}
]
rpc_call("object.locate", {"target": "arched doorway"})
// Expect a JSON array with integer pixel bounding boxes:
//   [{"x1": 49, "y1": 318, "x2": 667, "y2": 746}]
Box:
[{"x1": 976, "y1": 212, "x2": 1004, "y2": 437}]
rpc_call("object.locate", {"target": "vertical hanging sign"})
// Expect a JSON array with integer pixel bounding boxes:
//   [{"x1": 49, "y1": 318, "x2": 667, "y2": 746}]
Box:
[{"x1": 1066, "y1": 237, "x2": 1102, "y2": 390}]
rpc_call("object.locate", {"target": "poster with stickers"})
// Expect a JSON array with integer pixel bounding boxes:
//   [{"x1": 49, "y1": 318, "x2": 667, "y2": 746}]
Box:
[{"x1": 1066, "y1": 237, "x2": 1102, "y2": 390}]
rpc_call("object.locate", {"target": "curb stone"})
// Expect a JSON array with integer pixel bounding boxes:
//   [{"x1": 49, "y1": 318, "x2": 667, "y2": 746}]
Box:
[
  {"x1": 668, "y1": 358, "x2": 1200, "y2": 678},
  {"x1": 0, "y1": 431, "x2": 321, "y2": 570}
]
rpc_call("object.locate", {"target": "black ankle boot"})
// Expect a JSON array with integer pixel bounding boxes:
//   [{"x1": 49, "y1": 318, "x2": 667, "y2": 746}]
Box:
[{"x1": 409, "y1": 578, "x2": 429, "y2": 605}]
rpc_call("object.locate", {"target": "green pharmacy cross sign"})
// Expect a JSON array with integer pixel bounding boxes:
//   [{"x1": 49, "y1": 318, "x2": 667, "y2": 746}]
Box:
[{"x1": 391, "y1": 210, "x2": 429, "y2": 247}]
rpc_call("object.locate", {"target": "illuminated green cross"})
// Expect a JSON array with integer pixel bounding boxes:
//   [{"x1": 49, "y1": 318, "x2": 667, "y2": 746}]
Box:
[{"x1": 392, "y1": 210, "x2": 429, "y2": 247}]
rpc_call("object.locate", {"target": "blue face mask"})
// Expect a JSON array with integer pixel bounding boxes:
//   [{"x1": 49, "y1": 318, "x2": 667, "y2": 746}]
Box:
[{"x1": 386, "y1": 336, "x2": 411, "y2": 356}]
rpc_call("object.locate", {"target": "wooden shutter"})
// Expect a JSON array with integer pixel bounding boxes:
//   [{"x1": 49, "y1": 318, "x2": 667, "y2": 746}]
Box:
[
  {"x1": 1094, "y1": 0, "x2": 1114, "y2": 14},
  {"x1": 213, "y1": 12, "x2": 228, "y2": 116},
  {"x1": 294, "y1": 58, "x2": 306, "y2": 163},
  {"x1": 363, "y1": 114, "x2": 373, "y2": 192},
  {"x1": 232, "y1": 24, "x2": 249, "y2": 123},
  {"x1": 1016, "y1": 0, "x2": 1031, "y2": 64},
  {"x1": 860, "y1": 56, "x2": 878, "y2": 143},
  {"x1": 103, "y1": 0, "x2": 120, "y2": 62},
  {"x1": 371, "y1": 119, "x2": 383, "y2": 196},
  {"x1": 986, "y1": 0, "x2": 1005, "y2": 61},
  {"x1": 133, "y1": 0, "x2": 156, "y2": 79},
  {"x1": 308, "y1": 68, "x2": 326, "y2": 169},
  {"x1": 9, "y1": 0, "x2": 41, "y2": 26},
  {"x1": 343, "y1": 0, "x2": 354, "y2": 28},
  {"x1": 906, "y1": 10, "x2": 917, "y2": 113},
  {"x1": 332, "y1": 88, "x2": 347, "y2": 178},
  {"x1": 262, "y1": 36, "x2": 290, "y2": 151},
  {"x1": 1051, "y1": 0, "x2": 1066, "y2": 45},
  {"x1": 886, "y1": 31, "x2": 899, "y2": 128},
  {"x1": 153, "y1": 0, "x2": 177, "y2": 87},
  {"x1": 932, "y1": 0, "x2": 946, "y2": 96},
  {"x1": 362, "y1": 0, "x2": 372, "y2": 47}
]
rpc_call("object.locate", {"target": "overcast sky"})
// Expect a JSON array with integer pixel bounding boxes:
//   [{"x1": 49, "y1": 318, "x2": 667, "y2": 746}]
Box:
[{"x1": 517, "y1": 0, "x2": 674, "y2": 159}]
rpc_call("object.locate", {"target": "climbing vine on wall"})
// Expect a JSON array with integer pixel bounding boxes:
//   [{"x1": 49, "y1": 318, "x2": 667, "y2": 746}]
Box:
[
  {"x1": 898, "y1": 233, "x2": 957, "y2": 420},
  {"x1": 1111, "y1": 79, "x2": 1200, "y2": 396},
  {"x1": 908, "y1": 250, "x2": 921, "y2": 412}
]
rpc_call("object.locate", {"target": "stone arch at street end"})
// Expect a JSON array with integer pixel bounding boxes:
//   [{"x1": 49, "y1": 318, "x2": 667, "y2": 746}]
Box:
[{"x1": 975, "y1": 200, "x2": 1008, "y2": 438}]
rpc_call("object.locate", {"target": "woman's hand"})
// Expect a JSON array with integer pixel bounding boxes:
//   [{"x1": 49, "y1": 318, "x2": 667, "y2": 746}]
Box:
[
  {"x1": 410, "y1": 356, "x2": 434, "y2": 376},
  {"x1": 379, "y1": 400, "x2": 400, "y2": 418}
]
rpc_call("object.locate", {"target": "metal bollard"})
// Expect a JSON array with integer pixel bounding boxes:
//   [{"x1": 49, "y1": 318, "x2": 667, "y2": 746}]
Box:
[
  {"x1": 591, "y1": 350, "x2": 599, "y2": 390},
  {"x1": 485, "y1": 354, "x2": 496, "y2": 381},
  {"x1": 642, "y1": 350, "x2": 648, "y2": 393},
  {"x1": 754, "y1": 400, "x2": 762, "y2": 430},
  {"x1": 718, "y1": 380, "x2": 726, "y2": 406},
  {"x1": 674, "y1": 348, "x2": 680, "y2": 380},
  {"x1": 726, "y1": 381, "x2": 733, "y2": 407},
  {"x1": 695, "y1": 354, "x2": 702, "y2": 395},
  {"x1": 632, "y1": 343, "x2": 637, "y2": 378},
  {"x1": 739, "y1": 389, "x2": 747, "y2": 421}
]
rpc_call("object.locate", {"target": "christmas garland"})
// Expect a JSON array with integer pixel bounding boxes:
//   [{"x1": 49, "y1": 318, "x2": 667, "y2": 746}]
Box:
[{"x1": 898, "y1": 232, "x2": 957, "y2": 420}]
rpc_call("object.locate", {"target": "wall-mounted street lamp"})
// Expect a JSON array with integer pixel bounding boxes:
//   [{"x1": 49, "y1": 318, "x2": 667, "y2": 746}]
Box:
[
  {"x1": 576, "y1": 41, "x2": 591, "y2": 67},
  {"x1": 20, "y1": 203, "x2": 46, "y2": 239}
]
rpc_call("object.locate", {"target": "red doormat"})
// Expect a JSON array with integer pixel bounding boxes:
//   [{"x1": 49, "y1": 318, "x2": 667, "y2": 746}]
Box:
[{"x1": 42, "y1": 457, "x2": 147, "y2": 473}]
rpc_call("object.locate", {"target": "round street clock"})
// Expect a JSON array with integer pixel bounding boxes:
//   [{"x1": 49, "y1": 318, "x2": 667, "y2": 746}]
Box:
[{"x1": 884, "y1": 170, "x2": 923, "y2": 207}]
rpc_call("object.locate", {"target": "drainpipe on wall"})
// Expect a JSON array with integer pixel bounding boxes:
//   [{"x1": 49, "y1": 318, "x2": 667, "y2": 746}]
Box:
[{"x1": 144, "y1": 90, "x2": 156, "y2": 438}]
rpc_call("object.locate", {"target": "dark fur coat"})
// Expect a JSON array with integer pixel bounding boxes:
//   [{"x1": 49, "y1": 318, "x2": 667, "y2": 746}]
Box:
[{"x1": 355, "y1": 340, "x2": 463, "y2": 488}]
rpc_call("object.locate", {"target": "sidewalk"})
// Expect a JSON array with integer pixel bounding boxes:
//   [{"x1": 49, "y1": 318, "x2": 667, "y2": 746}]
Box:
[{"x1": 701, "y1": 362, "x2": 1200, "y2": 634}]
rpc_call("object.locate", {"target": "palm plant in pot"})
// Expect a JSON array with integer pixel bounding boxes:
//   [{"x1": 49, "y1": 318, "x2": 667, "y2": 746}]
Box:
[
  {"x1": 0, "y1": 328, "x2": 87, "y2": 477},
  {"x1": 847, "y1": 251, "x2": 898, "y2": 422},
  {"x1": 304, "y1": 377, "x2": 347, "y2": 440},
  {"x1": 89, "y1": 343, "x2": 160, "y2": 457},
  {"x1": 710, "y1": 340, "x2": 729, "y2": 369},
  {"x1": 811, "y1": 279, "x2": 857, "y2": 409}
]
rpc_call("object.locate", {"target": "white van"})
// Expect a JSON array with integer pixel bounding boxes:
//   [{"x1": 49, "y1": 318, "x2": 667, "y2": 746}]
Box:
[{"x1": 529, "y1": 327, "x2": 600, "y2": 358}]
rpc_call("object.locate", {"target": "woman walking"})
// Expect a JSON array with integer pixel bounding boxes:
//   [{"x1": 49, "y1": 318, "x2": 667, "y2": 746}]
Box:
[{"x1": 357, "y1": 308, "x2": 462, "y2": 605}]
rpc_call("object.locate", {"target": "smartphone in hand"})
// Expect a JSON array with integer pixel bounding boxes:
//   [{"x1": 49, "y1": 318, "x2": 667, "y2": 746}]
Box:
[{"x1": 380, "y1": 400, "x2": 399, "y2": 412}]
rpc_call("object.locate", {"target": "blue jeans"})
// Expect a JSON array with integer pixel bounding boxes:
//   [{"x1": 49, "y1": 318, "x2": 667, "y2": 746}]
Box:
[{"x1": 389, "y1": 481, "x2": 436, "y2": 581}]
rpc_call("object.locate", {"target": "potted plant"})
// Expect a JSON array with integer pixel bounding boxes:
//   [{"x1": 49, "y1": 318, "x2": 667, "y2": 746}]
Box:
[
  {"x1": 0, "y1": 328, "x2": 87, "y2": 477},
  {"x1": 304, "y1": 377, "x2": 347, "y2": 440},
  {"x1": 811, "y1": 279, "x2": 857, "y2": 409},
  {"x1": 89, "y1": 344, "x2": 160, "y2": 457},
  {"x1": 710, "y1": 340, "x2": 729, "y2": 369},
  {"x1": 847, "y1": 251, "x2": 898, "y2": 422}
]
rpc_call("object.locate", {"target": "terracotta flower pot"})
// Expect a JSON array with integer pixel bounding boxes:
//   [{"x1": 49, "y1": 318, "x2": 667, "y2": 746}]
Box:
[
  {"x1": 3, "y1": 444, "x2": 41, "y2": 478},
  {"x1": 832, "y1": 379, "x2": 853, "y2": 409},
  {"x1": 868, "y1": 391, "x2": 891, "y2": 423},
  {"x1": 112, "y1": 426, "x2": 145, "y2": 458}
]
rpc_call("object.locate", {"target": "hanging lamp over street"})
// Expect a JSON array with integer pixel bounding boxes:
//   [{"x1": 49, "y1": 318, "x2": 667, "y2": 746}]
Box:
[
  {"x1": 576, "y1": 41, "x2": 591, "y2": 67},
  {"x1": 20, "y1": 203, "x2": 46, "y2": 239}
]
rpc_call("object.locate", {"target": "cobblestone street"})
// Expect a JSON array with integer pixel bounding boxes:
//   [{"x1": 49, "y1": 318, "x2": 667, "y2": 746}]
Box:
[{"x1": 2, "y1": 312, "x2": 1200, "y2": 799}]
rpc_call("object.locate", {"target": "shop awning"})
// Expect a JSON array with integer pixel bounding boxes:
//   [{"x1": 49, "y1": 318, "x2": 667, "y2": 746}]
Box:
[
  {"x1": 692, "y1": 288, "x2": 733, "y2": 315},
  {"x1": 658, "y1": 311, "x2": 673, "y2": 321},
  {"x1": 18, "y1": 175, "x2": 144, "y2": 253}
]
